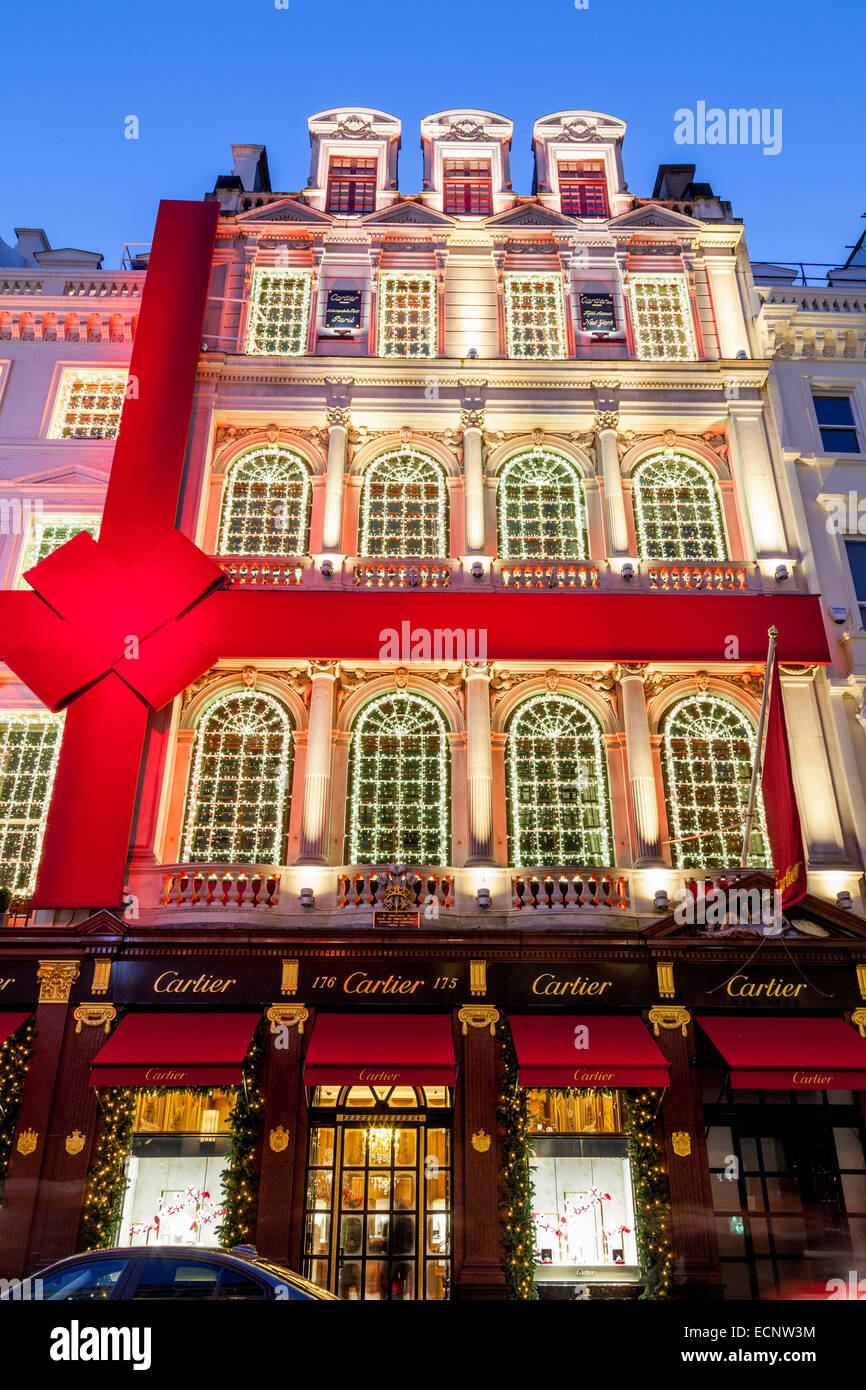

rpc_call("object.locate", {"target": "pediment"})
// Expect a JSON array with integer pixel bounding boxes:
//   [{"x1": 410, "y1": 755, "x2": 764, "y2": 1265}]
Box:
[
  {"x1": 76, "y1": 909, "x2": 128, "y2": 939},
  {"x1": 644, "y1": 872, "x2": 866, "y2": 941},
  {"x1": 9, "y1": 462, "x2": 110, "y2": 489},
  {"x1": 236, "y1": 197, "x2": 333, "y2": 227},
  {"x1": 609, "y1": 203, "x2": 699, "y2": 234},
  {"x1": 484, "y1": 202, "x2": 574, "y2": 230},
  {"x1": 362, "y1": 201, "x2": 453, "y2": 229}
]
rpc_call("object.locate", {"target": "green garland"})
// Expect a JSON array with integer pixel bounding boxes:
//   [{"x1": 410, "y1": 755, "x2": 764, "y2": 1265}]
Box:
[
  {"x1": 78, "y1": 1088, "x2": 136, "y2": 1249},
  {"x1": 218, "y1": 1023, "x2": 267, "y2": 1248},
  {"x1": 0, "y1": 1017, "x2": 35, "y2": 1203},
  {"x1": 497, "y1": 1016, "x2": 537, "y2": 1299},
  {"x1": 623, "y1": 1089, "x2": 673, "y2": 1299}
]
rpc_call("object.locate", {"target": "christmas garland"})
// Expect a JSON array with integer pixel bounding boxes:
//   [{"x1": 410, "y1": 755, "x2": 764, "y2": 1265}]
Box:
[
  {"x1": 217, "y1": 1022, "x2": 267, "y2": 1248},
  {"x1": 497, "y1": 1015, "x2": 537, "y2": 1299},
  {"x1": 0, "y1": 1016, "x2": 35, "y2": 1203},
  {"x1": 78, "y1": 1088, "x2": 136, "y2": 1249},
  {"x1": 623, "y1": 1089, "x2": 673, "y2": 1299}
]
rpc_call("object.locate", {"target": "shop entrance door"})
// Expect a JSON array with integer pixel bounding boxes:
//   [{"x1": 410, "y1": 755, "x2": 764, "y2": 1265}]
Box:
[{"x1": 303, "y1": 1086, "x2": 451, "y2": 1300}]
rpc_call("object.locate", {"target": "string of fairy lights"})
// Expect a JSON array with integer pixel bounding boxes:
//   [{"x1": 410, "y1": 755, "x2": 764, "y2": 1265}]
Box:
[
  {"x1": 359, "y1": 448, "x2": 448, "y2": 557},
  {"x1": 217, "y1": 445, "x2": 311, "y2": 557},
  {"x1": 245, "y1": 268, "x2": 312, "y2": 356},
  {"x1": 504, "y1": 273, "x2": 568, "y2": 358},
  {"x1": 628, "y1": 274, "x2": 698, "y2": 362},
  {"x1": 633, "y1": 448, "x2": 729, "y2": 561},
  {"x1": 497, "y1": 448, "x2": 588, "y2": 560},
  {"x1": 377, "y1": 273, "x2": 438, "y2": 358},
  {"x1": 46, "y1": 368, "x2": 128, "y2": 439},
  {"x1": 0, "y1": 712, "x2": 65, "y2": 895}
]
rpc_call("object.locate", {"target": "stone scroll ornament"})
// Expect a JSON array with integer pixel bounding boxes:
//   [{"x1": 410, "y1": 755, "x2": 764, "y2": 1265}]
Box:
[{"x1": 0, "y1": 206, "x2": 831, "y2": 911}]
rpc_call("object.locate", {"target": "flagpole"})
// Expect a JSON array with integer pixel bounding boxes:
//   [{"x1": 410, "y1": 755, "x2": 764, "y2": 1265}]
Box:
[{"x1": 740, "y1": 625, "x2": 778, "y2": 869}]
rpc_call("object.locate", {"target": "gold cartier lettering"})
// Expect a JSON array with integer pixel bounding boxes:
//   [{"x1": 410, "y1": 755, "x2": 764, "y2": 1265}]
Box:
[
  {"x1": 153, "y1": 970, "x2": 238, "y2": 995},
  {"x1": 0, "y1": 978, "x2": 13, "y2": 991},
  {"x1": 572, "y1": 1070, "x2": 615, "y2": 1084},
  {"x1": 725, "y1": 974, "x2": 807, "y2": 999},
  {"x1": 792, "y1": 1071, "x2": 835, "y2": 1086},
  {"x1": 343, "y1": 972, "x2": 424, "y2": 996},
  {"x1": 531, "y1": 972, "x2": 613, "y2": 997},
  {"x1": 144, "y1": 1067, "x2": 188, "y2": 1082},
  {"x1": 358, "y1": 1069, "x2": 401, "y2": 1082}
]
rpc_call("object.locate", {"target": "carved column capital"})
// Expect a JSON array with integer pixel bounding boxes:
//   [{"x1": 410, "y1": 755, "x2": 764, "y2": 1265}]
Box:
[
  {"x1": 267, "y1": 1003, "x2": 309, "y2": 1035},
  {"x1": 326, "y1": 405, "x2": 351, "y2": 429},
  {"x1": 851, "y1": 1008, "x2": 866, "y2": 1039},
  {"x1": 458, "y1": 1004, "x2": 500, "y2": 1036},
  {"x1": 460, "y1": 407, "x2": 485, "y2": 431},
  {"x1": 593, "y1": 409, "x2": 620, "y2": 433},
  {"x1": 37, "y1": 960, "x2": 80, "y2": 1004},
  {"x1": 73, "y1": 1004, "x2": 117, "y2": 1035},
  {"x1": 613, "y1": 661, "x2": 650, "y2": 684},
  {"x1": 648, "y1": 1005, "x2": 692, "y2": 1038}
]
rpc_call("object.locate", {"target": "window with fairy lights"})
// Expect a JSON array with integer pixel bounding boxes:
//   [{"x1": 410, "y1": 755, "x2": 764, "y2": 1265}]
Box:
[
  {"x1": 506, "y1": 694, "x2": 613, "y2": 866},
  {"x1": 345, "y1": 691, "x2": 450, "y2": 866},
  {"x1": 661, "y1": 694, "x2": 769, "y2": 870},
  {"x1": 377, "y1": 273, "x2": 438, "y2": 358},
  {"x1": 632, "y1": 449, "x2": 728, "y2": 561},
  {"x1": 0, "y1": 712, "x2": 64, "y2": 895},
  {"x1": 628, "y1": 275, "x2": 697, "y2": 361},
  {"x1": 504, "y1": 274, "x2": 567, "y2": 359},
  {"x1": 21, "y1": 513, "x2": 100, "y2": 576},
  {"x1": 245, "y1": 268, "x2": 312, "y2": 356},
  {"x1": 217, "y1": 446, "x2": 311, "y2": 556},
  {"x1": 497, "y1": 449, "x2": 587, "y2": 559},
  {"x1": 181, "y1": 690, "x2": 293, "y2": 865},
  {"x1": 47, "y1": 368, "x2": 127, "y2": 438},
  {"x1": 359, "y1": 448, "x2": 448, "y2": 557}
]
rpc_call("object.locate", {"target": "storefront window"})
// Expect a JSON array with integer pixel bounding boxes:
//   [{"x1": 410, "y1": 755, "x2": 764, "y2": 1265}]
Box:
[
  {"x1": 117, "y1": 1090, "x2": 235, "y2": 1248},
  {"x1": 527, "y1": 1089, "x2": 639, "y2": 1283}
]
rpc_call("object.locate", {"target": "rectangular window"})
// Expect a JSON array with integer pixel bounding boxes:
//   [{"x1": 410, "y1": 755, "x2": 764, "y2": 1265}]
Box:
[
  {"x1": 845, "y1": 540, "x2": 866, "y2": 614},
  {"x1": 558, "y1": 160, "x2": 609, "y2": 218},
  {"x1": 377, "y1": 273, "x2": 438, "y2": 358},
  {"x1": 443, "y1": 160, "x2": 492, "y2": 216},
  {"x1": 0, "y1": 713, "x2": 64, "y2": 895},
  {"x1": 47, "y1": 368, "x2": 127, "y2": 439},
  {"x1": 245, "y1": 268, "x2": 312, "y2": 356},
  {"x1": 814, "y1": 395, "x2": 861, "y2": 454},
  {"x1": 326, "y1": 157, "x2": 378, "y2": 215},
  {"x1": 504, "y1": 274, "x2": 568, "y2": 358},
  {"x1": 629, "y1": 274, "x2": 698, "y2": 361},
  {"x1": 23, "y1": 512, "x2": 100, "y2": 574}
]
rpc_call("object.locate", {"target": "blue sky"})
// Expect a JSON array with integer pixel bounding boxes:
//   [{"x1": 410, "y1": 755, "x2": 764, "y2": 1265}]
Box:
[{"x1": 2, "y1": 0, "x2": 864, "y2": 269}]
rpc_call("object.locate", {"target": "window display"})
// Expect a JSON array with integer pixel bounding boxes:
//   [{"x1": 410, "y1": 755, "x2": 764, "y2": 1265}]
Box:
[
  {"x1": 118, "y1": 1091, "x2": 235, "y2": 1248},
  {"x1": 527, "y1": 1089, "x2": 638, "y2": 1283}
]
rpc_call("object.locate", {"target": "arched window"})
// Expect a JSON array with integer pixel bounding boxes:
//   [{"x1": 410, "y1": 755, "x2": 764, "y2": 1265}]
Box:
[
  {"x1": 359, "y1": 448, "x2": 448, "y2": 557},
  {"x1": 0, "y1": 713, "x2": 63, "y2": 894},
  {"x1": 661, "y1": 694, "x2": 768, "y2": 869},
  {"x1": 182, "y1": 690, "x2": 293, "y2": 864},
  {"x1": 506, "y1": 693, "x2": 612, "y2": 865},
  {"x1": 497, "y1": 449, "x2": 587, "y2": 559},
  {"x1": 632, "y1": 450, "x2": 728, "y2": 560},
  {"x1": 346, "y1": 691, "x2": 449, "y2": 865},
  {"x1": 217, "y1": 445, "x2": 311, "y2": 556}
]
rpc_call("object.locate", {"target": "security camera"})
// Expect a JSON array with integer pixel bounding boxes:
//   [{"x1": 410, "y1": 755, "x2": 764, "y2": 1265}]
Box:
[
  {"x1": 470, "y1": 560, "x2": 484, "y2": 581},
  {"x1": 829, "y1": 605, "x2": 848, "y2": 625}
]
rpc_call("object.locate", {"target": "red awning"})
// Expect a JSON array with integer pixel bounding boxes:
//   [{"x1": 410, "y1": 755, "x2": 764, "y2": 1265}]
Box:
[
  {"x1": 304, "y1": 1014, "x2": 455, "y2": 1087},
  {"x1": 90, "y1": 1012, "x2": 260, "y2": 1088},
  {"x1": 510, "y1": 1014, "x2": 669, "y2": 1088},
  {"x1": 698, "y1": 1016, "x2": 866, "y2": 1090},
  {"x1": 0, "y1": 1013, "x2": 30, "y2": 1048}
]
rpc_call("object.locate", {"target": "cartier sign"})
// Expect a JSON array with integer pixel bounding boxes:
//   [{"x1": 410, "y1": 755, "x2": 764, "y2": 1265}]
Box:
[{"x1": 679, "y1": 963, "x2": 859, "y2": 1010}]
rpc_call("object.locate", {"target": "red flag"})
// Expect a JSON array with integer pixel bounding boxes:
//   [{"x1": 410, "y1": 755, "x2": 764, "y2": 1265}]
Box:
[{"x1": 760, "y1": 655, "x2": 807, "y2": 907}]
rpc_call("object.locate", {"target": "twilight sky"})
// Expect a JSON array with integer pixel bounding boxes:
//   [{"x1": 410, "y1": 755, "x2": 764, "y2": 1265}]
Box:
[{"x1": 2, "y1": 0, "x2": 863, "y2": 272}]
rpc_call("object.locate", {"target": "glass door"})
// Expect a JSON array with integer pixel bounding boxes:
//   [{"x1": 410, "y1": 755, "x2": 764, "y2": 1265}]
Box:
[{"x1": 303, "y1": 1086, "x2": 451, "y2": 1300}]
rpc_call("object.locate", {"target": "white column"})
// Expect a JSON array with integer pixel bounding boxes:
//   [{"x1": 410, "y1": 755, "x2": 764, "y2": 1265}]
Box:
[
  {"x1": 464, "y1": 664, "x2": 495, "y2": 864},
  {"x1": 298, "y1": 662, "x2": 339, "y2": 863},
  {"x1": 703, "y1": 254, "x2": 748, "y2": 360},
  {"x1": 595, "y1": 410, "x2": 630, "y2": 556},
  {"x1": 322, "y1": 409, "x2": 349, "y2": 552},
  {"x1": 618, "y1": 665, "x2": 663, "y2": 864},
  {"x1": 462, "y1": 408, "x2": 486, "y2": 553},
  {"x1": 778, "y1": 669, "x2": 845, "y2": 863},
  {"x1": 726, "y1": 403, "x2": 788, "y2": 562}
]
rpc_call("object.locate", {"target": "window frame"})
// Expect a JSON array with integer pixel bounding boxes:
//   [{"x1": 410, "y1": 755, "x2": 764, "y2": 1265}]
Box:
[
  {"x1": 46, "y1": 367, "x2": 128, "y2": 440},
  {"x1": 632, "y1": 448, "x2": 729, "y2": 562},
  {"x1": 244, "y1": 268, "x2": 313, "y2": 357},
  {"x1": 216, "y1": 445, "x2": 311, "y2": 557},
  {"x1": 503, "y1": 273, "x2": 568, "y2": 360},
  {"x1": 0, "y1": 710, "x2": 64, "y2": 895},
  {"x1": 812, "y1": 393, "x2": 863, "y2": 456},
  {"x1": 557, "y1": 160, "x2": 610, "y2": 218},
  {"x1": 442, "y1": 159, "x2": 493, "y2": 216},
  {"x1": 358, "y1": 447, "x2": 449, "y2": 558},
  {"x1": 628, "y1": 273, "x2": 698, "y2": 362},
  {"x1": 326, "y1": 155, "x2": 379, "y2": 216},
  {"x1": 377, "y1": 272, "x2": 438, "y2": 359},
  {"x1": 497, "y1": 448, "x2": 588, "y2": 560}
]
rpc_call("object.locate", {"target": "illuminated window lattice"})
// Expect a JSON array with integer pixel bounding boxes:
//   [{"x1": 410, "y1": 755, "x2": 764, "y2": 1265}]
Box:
[
  {"x1": 662, "y1": 695, "x2": 769, "y2": 870},
  {"x1": 182, "y1": 691, "x2": 293, "y2": 864},
  {"x1": 245, "y1": 268, "x2": 312, "y2": 356},
  {"x1": 47, "y1": 369, "x2": 127, "y2": 439},
  {"x1": 346, "y1": 692, "x2": 450, "y2": 866},
  {"x1": 0, "y1": 713, "x2": 64, "y2": 895},
  {"x1": 498, "y1": 449, "x2": 587, "y2": 559},
  {"x1": 217, "y1": 446, "x2": 311, "y2": 556},
  {"x1": 504, "y1": 274, "x2": 567, "y2": 359},
  {"x1": 628, "y1": 275, "x2": 697, "y2": 361},
  {"x1": 506, "y1": 694, "x2": 613, "y2": 865},
  {"x1": 24, "y1": 513, "x2": 100, "y2": 572},
  {"x1": 377, "y1": 273, "x2": 437, "y2": 358},
  {"x1": 359, "y1": 448, "x2": 448, "y2": 557},
  {"x1": 633, "y1": 449, "x2": 728, "y2": 561}
]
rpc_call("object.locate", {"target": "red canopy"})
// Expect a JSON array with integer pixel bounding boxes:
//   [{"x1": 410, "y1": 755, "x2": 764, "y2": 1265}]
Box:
[
  {"x1": 0, "y1": 1013, "x2": 31, "y2": 1048},
  {"x1": 510, "y1": 1014, "x2": 669, "y2": 1088},
  {"x1": 698, "y1": 1016, "x2": 866, "y2": 1090},
  {"x1": 90, "y1": 1012, "x2": 260, "y2": 1088},
  {"x1": 304, "y1": 1014, "x2": 455, "y2": 1087}
]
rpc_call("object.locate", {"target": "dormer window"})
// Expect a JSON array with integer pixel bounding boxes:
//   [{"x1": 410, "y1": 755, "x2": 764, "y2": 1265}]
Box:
[
  {"x1": 443, "y1": 159, "x2": 493, "y2": 216},
  {"x1": 558, "y1": 160, "x2": 609, "y2": 218},
  {"x1": 326, "y1": 156, "x2": 378, "y2": 215}
]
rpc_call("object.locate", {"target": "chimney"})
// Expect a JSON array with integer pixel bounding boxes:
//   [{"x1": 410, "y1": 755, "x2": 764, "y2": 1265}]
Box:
[
  {"x1": 652, "y1": 165, "x2": 696, "y2": 201},
  {"x1": 231, "y1": 144, "x2": 271, "y2": 192},
  {"x1": 13, "y1": 228, "x2": 51, "y2": 266}
]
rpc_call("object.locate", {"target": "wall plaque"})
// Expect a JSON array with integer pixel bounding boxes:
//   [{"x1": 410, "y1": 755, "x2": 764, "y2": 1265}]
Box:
[{"x1": 579, "y1": 291, "x2": 616, "y2": 334}]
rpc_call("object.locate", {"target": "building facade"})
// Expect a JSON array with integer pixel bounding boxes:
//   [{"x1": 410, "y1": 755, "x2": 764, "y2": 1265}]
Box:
[{"x1": 1, "y1": 109, "x2": 865, "y2": 1302}]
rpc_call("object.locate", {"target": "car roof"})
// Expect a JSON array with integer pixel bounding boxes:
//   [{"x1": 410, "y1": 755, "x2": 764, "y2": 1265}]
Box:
[{"x1": 31, "y1": 1246, "x2": 338, "y2": 1298}]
